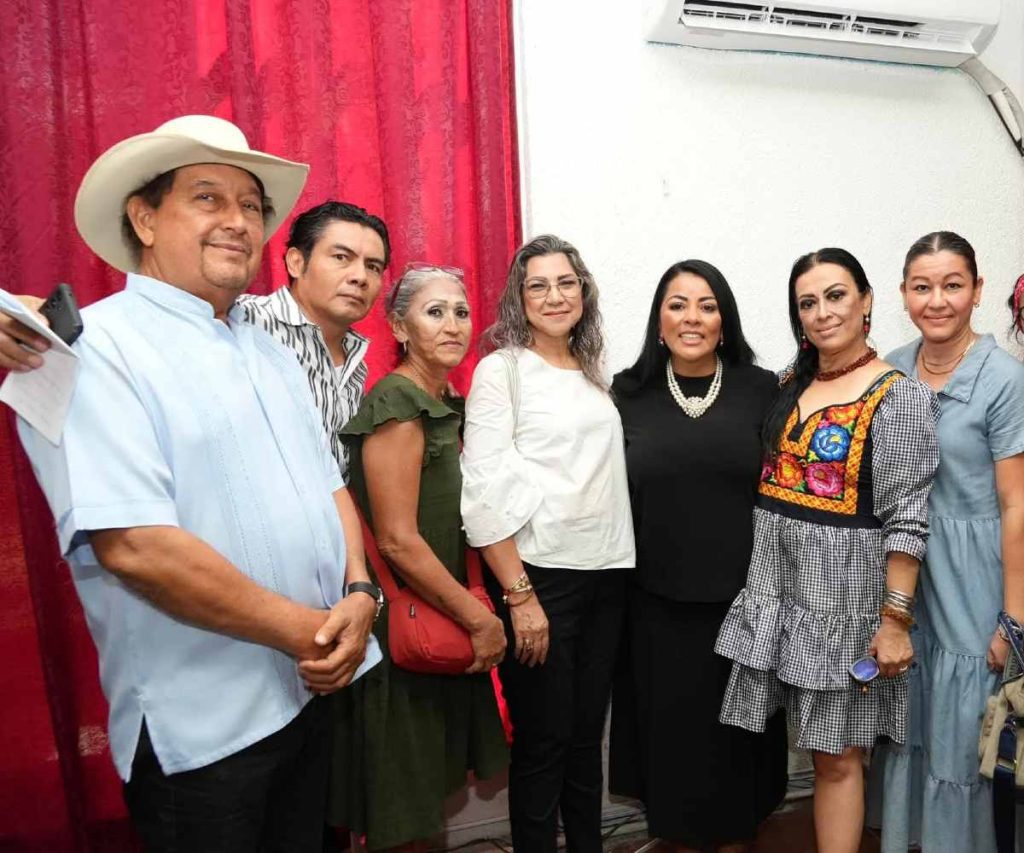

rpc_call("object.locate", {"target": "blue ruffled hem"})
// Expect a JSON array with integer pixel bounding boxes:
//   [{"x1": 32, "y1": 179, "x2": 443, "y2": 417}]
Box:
[
  {"x1": 866, "y1": 633, "x2": 1001, "y2": 853},
  {"x1": 867, "y1": 743, "x2": 996, "y2": 853}
]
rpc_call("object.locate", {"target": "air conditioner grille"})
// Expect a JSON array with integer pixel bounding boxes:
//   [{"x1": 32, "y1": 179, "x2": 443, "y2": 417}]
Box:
[{"x1": 679, "y1": 2, "x2": 972, "y2": 47}]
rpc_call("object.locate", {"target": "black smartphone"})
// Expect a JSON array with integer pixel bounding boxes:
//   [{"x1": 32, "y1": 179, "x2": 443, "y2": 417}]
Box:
[{"x1": 39, "y1": 283, "x2": 84, "y2": 345}]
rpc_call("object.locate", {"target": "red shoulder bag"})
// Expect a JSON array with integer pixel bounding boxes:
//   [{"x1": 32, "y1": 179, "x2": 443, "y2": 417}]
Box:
[{"x1": 357, "y1": 512, "x2": 495, "y2": 675}]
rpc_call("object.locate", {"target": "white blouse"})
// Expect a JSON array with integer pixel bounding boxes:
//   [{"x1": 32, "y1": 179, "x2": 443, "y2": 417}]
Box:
[{"x1": 460, "y1": 348, "x2": 635, "y2": 571}]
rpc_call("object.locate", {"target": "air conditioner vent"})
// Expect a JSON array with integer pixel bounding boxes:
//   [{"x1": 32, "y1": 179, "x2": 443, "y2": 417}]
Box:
[{"x1": 649, "y1": 1, "x2": 999, "y2": 68}]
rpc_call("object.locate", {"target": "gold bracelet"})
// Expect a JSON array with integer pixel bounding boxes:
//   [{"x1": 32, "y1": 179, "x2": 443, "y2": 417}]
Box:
[
  {"x1": 880, "y1": 604, "x2": 914, "y2": 628},
  {"x1": 506, "y1": 588, "x2": 536, "y2": 607},
  {"x1": 503, "y1": 573, "x2": 531, "y2": 596}
]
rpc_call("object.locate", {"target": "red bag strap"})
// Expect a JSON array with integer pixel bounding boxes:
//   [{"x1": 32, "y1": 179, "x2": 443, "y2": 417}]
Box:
[
  {"x1": 355, "y1": 507, "x2": 486, "y2": 601},
  {"x1": 465, "y1": 547, "x2": 485, "y2": 588},
  {"x1": 356, "y1": 509, "x2": 402, "y2": 602}
]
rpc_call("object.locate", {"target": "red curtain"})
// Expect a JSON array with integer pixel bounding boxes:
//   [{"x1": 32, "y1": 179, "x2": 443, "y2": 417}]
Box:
[{"x1": 0, "y1": 1, "x2": 520, "y2": 847}]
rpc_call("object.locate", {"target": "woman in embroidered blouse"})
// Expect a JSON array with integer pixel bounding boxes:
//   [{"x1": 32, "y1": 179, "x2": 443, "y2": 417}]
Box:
[
  {"x1": 461, "y1": 234, "x2": 635, "y2": 853},
  {"x1": 716, "y1": 247, "x2": 939, "y2": 853},
  {"x1": 867, "y1": 233, "x2": 1024, "y2": 853},
  {"x1": 328, "y1": 266, "x2": 508, "y2": 851}
]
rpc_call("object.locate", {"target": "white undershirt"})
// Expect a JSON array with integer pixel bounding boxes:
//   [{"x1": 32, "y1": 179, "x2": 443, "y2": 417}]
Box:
[{"x1": 460, "y1": 348, "x2": 635, "y2": 571}]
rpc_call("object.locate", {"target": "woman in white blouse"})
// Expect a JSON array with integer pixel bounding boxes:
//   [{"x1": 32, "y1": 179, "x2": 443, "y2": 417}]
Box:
[{"x1": 461, "y1": 234, "x2": 635, "y2": 853}]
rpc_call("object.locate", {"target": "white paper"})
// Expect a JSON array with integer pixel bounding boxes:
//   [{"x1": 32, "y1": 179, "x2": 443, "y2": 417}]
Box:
[{"x1": 0, "y1": 290, "x2": 80, "y2": 445}]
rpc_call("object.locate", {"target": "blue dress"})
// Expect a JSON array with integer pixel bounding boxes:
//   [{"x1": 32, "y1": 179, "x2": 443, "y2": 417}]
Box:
[{"x1": 868, "y1": 335, "x2": 1024, "y2": 853}]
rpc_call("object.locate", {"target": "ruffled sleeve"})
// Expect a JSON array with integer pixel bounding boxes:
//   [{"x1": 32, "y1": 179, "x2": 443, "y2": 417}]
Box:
[
  {"x1": 340, "y1": 374, "x2": 459, "y2": 466},
  {"x1": 460, "y1": 351, "x2": 544, "y2": 547},
  {"x1": 870, "y1": 374, "x2": 940, "y2": 560}
]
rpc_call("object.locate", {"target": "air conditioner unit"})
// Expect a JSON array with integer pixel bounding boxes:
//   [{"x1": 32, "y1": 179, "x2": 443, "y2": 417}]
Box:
[{"x1": 647, "y1": 1, "x2": 1000, "y2": 68}]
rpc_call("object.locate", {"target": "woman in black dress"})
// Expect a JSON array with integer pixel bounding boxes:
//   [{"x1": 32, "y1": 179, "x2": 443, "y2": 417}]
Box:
[{"x1": 609, "y1": 259, "x2": 787, "y2": 852}]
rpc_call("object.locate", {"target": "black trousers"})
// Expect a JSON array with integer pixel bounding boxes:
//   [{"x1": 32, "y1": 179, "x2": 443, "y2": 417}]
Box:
[
  {"x1": 491, "y1": 564, "x2": 628, "y2": 853},
  {"x1": 123, "y1": 697, "x2": 330, "y2": 853}
]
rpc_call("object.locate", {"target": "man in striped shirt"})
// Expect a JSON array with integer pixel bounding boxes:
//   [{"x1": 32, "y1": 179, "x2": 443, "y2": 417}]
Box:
[
  {"x1": 0, "y1": 200, "x2": 389, "y2": 474},
  {"x1": 238, "y1": 201, "x2": 390, "y2": 472}
]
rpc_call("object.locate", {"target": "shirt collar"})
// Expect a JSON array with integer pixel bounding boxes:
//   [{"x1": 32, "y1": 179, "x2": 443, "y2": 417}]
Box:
[
  {"x1": 126, "y1": 273, "x2": 217, "y2": 319},
  {"x1": 906, "y1": 333, "x2": 998, "y2": 403},
  {"x1": 941, "y1": 333, "x2": 998, "y2": 402},
  {"x1": 265, "y1": 286, "x2": 309, "y2": 327},
  {"x1": 266, "y1": 285, "x2": 371, "y2": 351}
]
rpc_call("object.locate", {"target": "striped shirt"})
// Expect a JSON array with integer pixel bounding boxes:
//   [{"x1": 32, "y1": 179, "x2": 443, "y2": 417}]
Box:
[{"x1": 237, "y1": 288, "x2": 369, "y2": 474}]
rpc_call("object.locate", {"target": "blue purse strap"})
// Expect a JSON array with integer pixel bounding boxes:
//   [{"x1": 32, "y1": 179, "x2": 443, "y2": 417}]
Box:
[{"x1": 994, "y1": 613, "x2": 1024, "y2": 853}]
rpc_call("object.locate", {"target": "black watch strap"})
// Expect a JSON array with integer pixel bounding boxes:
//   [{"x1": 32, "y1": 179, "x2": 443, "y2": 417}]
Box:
[{"x1": 348, "y1": 581, "x2": 384, "y2": 619}]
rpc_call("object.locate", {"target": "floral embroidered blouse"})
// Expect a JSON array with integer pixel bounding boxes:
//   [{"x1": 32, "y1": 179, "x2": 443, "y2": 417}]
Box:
[{"x1": 759, "y1": 370, "x2": 900, "y2": 528}]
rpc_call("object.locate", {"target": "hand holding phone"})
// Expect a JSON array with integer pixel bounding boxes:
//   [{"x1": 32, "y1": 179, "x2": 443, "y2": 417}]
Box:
[{"x1": 39, "y1": 283, "x2": 83, "y2": 345}]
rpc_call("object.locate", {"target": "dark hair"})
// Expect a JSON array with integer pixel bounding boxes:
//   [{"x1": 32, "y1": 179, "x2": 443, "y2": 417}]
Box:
[
  {"x1": 761, "y1": 248, "x2": 873, "y2": 458},
  {"x1": 121, "y1": 167, "x2": 273, "y2": 263},
  {"x1": 285, "y1": 201, "x2": 390, "y2": 284},
  {"x1": 615, "y1": 259, "x2": 756, "y2": 396},
  {"x1": 902, "y1": 230, "x2": 978, "y2": 283},
  {"x1": 485, "y1": 234, "x2": 606, "y2": 388}
]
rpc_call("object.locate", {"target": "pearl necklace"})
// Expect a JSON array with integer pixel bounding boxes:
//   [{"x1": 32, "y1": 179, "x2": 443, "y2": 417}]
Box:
[{"x1": 666, "y1": 356, "x2": 723, "y2": 419}]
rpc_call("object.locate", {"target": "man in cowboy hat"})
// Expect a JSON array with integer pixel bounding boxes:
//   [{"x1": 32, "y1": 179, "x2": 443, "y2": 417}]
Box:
[
  {"x1": 1, "y1": 200, "x2": 390, "y2": 475},
  {"x1": 15, "y1": 115, "x2": 380, "y2": 851}
]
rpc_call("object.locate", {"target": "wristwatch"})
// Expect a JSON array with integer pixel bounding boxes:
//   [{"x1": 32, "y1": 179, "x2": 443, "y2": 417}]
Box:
[{"x1": 348, "y1": 581, "x2": 384, "y2": 621}]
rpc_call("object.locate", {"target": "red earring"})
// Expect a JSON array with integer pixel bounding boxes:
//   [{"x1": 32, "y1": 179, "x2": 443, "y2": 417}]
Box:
[
  {"x1": 800, "y1": 333, "x2": 810, "y2": 351},
  {"x1": 863, "y1": 315, "x2": 871, "y2": 334}
]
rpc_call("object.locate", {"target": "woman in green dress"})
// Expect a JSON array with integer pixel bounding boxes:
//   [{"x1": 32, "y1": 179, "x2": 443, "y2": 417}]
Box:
[{"x1": 329, "y1": 265, "x2": 509, "y2": 851}]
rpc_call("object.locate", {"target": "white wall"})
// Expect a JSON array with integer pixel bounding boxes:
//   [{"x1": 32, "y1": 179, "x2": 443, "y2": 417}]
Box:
[
  {"x1": 979, "y1": 3, "x2": 1024, "y2": 112},
  {"x1": 515, "y1": 0, "x2": 1024, "y2": 374},
  {"x1": 441, "y1": 4, "x2": 1024, "y2": 842}
]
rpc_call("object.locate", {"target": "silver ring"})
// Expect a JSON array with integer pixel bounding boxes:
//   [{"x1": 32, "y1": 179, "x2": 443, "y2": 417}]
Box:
[{"x1": 898, "y1": 665, "x2": 909, "y2": 673}]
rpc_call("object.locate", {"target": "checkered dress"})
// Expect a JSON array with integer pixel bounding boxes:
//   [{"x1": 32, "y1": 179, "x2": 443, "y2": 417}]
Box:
[{"x1": 715, "y1": 372, "x2": 940, "y2": 755}]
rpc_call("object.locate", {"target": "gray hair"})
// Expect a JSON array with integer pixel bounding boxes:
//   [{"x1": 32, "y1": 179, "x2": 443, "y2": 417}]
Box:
[
  {"x1": 484, "y1": 234, "x2": 607, "y2": 389},
  {"x1": 386, "y1": 266, "x2": 466, "y2": 320}
]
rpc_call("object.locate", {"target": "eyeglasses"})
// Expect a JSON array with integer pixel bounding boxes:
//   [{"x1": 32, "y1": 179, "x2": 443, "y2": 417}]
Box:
[
  {"x1": 848, "y1": 655, "x2": 879, "y2": 694},
  {"x1": 403, "y1": 262, "x2": 465, "y2": 279},
  {"x1": 523, "y1": 277, "x2": 582, "y2": 301}
]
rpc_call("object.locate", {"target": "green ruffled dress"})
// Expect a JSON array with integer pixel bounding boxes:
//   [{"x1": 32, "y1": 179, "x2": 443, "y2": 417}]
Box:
[{"x1": 327, "y1": 374, "x2": 508, "y2": 851}]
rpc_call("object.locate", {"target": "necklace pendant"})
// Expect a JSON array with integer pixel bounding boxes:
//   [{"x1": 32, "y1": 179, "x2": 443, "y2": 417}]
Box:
[{"x1": 666, "y1": 356, "x2": 723, "y2": 419}]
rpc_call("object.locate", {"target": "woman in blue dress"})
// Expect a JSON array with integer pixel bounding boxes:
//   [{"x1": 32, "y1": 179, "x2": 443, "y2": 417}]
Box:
[{"x1": 869, "y1": 231, "x2": 1024, "y2": 852}]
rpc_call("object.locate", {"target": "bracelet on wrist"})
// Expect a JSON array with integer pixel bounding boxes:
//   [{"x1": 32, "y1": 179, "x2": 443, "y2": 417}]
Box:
[
  {"x1": 882, "y1": 588, "x2": 915, "y2": 612},
  {"x1": 506, "y1": 588, "x2": 536, "y2": 607},
  {"x1": 503, "y1": 583, "x2": 535, "y2": 605},
  {"x1": 503, "y1": 572, "x2": 532, "y2": 597},
  {"x1": 880, "y1": 604, "x2": 914, "y2": 628}
]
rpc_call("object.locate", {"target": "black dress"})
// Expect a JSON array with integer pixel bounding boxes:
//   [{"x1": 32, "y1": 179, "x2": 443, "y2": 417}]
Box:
[{"x1": 608, "y1": 362, "x2": 788, "y2": 848}]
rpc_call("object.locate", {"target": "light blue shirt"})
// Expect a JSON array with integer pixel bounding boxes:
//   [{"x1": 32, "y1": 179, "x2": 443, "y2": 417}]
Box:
[{"x1": 18, "y1": 274, "x2": 351, "y2": 781}]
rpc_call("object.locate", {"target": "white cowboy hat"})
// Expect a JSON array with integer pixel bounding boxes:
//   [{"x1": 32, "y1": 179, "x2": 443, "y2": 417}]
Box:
[{"x1": 74, "y1": 115, "x2": 309, "y2": 273}]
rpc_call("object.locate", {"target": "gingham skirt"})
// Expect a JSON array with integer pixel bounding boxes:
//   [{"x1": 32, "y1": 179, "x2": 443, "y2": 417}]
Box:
[{"x1": 715, "y1": 507, "x2": 908, "y2": 755}]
